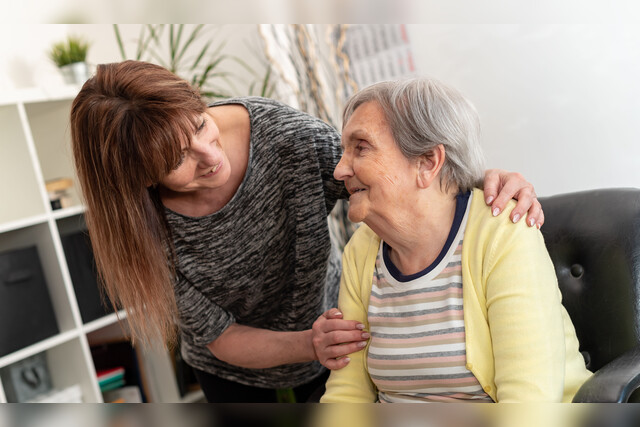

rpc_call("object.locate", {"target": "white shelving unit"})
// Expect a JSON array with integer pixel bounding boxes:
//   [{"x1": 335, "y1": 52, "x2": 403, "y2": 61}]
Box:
[{"x1": 0, "y1": 85, "x2": 198, "y2": 403}]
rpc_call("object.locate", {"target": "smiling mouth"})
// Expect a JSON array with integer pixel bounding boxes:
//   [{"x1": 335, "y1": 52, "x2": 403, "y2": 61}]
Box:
[
  {"x1": 349, "y1": 188, "x2": 366, "y2": 195},
  {"x1": 203, "y1": 163, "x2": 221, "y2": 177}
]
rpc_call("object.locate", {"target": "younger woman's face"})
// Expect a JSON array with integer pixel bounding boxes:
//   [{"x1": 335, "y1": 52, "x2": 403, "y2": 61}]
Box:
[{"x1": 159, "y1": 112, "x2": 231, "y2": 193}]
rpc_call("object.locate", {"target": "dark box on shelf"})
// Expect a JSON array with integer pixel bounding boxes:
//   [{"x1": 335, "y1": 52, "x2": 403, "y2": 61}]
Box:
[
  {"x1": 0, "y1": 352, "x2": 53, "y2": 402},
  {"x1": 0, "y1": 246, "x2": 59, "y2": 357},
  {"x1": 60, "y1": 231, "x2": 114, "y2": 323}
]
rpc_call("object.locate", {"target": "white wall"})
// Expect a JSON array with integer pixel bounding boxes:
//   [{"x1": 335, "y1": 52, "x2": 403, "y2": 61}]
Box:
[
  {"x1": 406, "y1": 24, "x2": 640, "y2": 197},
  {"x1": 3, "y1": 24, "x2": 638, "y2": 197},
  {"x1": 0, "y1": 25, "x2": 71, "y2": 89},
  {"x1": 0, "y1": 24, "x2": 266, "y2": 97}
]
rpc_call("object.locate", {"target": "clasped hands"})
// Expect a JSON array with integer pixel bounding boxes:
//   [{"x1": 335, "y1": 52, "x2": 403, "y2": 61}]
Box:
[{"x1": 312, "y1": 308, "x2": 368, "y2": 369}]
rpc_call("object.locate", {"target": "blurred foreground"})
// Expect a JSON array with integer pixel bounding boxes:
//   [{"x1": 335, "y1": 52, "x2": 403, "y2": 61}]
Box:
[{"x1": 1, "y1": 403, "x2": 639, "y2": 427}]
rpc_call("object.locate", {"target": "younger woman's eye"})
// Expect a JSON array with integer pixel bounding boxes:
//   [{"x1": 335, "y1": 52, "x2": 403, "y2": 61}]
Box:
[
  {"x1": 173, "y1": 152, "x2": 186, "y2": 170},
  {"x1": 196, "y1": 117, "x2": 206, "y2": 134}
]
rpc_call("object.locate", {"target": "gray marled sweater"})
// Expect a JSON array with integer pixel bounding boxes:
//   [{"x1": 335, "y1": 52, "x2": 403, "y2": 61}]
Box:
[{"x1": 166, "y1": 97, "x2": 348, "y2": 388}]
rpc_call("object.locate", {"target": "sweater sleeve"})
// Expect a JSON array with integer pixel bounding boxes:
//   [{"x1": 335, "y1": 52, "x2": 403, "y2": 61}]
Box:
[
  {"x1": 321, "y1": 229, "x2": 378, "y2": 403},
  {"x1": 174, "y1": 271, "x2": 236, "y2": 346},
  {"x1": 483, "y1": 210, "x2": 566, "y2": 402},
  {"x1": 309, "y1": 119, "x2": 350, "y2": 208}
]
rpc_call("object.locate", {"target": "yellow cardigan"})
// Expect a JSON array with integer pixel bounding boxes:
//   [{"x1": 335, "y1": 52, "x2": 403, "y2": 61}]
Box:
[{"x1": 321, "y1": 189, "x2": 592, "y2": 403}]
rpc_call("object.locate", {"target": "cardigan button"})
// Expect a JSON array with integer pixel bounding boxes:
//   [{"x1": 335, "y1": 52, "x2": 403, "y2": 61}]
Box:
[
  {"x1": 465, "y1": 363, "x2": 473, "y2": 370},
  {"x1": 483, "y1": 385, "x2": 492, "y2": 393}
]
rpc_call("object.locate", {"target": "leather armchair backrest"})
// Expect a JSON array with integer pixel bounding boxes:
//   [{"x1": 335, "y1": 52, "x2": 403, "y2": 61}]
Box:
[{"x1": 539, "y1": 188, "x2": 640, "y2": 371}]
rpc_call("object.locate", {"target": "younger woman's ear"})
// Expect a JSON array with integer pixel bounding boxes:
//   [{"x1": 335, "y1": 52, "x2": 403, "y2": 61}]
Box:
[{"x1": 417, "y1": 144, "x2": 446, "y2": 189}]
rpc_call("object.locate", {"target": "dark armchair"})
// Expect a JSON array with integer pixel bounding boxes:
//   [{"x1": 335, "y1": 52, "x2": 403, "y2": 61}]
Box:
[{"x1": 539, "y1": 188, "x2": 640, "y2": 402}]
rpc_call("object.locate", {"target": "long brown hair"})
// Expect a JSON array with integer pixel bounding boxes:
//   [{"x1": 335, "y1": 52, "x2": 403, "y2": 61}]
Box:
[{"x1": 70, "y1": 60, "x2": 207, "y2": 346}]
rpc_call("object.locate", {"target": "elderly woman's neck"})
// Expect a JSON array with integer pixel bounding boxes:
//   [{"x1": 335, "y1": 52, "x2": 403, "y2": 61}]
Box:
[{"x1": 376, "y1": 188, "x2": 459, "y2": 277}]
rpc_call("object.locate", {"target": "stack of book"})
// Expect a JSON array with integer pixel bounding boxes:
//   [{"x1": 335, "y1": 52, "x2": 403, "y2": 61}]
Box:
[
  {"x1": 103, "y1": 385, "x2": 142, "y2": 403},
  {"x1": 91, "y1": 340, "x2": 148, "y2": 402},
  {"x1": 96, "y1": 367, "x2": 125, "y2": 392}
]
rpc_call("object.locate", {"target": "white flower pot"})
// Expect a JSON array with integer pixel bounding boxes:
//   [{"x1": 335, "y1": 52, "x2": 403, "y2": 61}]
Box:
[{"x1": 59, "y1": 62, "x2": 90, "y2": 84}]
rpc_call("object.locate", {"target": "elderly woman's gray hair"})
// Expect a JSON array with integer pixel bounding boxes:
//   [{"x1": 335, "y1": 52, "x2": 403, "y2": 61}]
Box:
[{"x1": 342, "y1": 78, "x2": 485, "y2": 193}]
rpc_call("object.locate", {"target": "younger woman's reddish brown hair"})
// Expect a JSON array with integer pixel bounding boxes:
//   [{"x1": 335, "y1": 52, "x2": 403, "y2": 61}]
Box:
[{"x1": 70, "y1": 60, "x2": 207, "y2": 345}]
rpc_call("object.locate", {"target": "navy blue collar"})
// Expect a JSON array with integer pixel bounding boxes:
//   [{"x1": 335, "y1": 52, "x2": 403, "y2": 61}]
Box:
[{"x1": 383, "y1": 191, "x2": 471, "y2": 282}]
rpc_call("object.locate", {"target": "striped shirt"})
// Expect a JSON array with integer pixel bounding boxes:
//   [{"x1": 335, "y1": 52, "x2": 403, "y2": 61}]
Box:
[{"x1": 367, "y1": 191, "x2": 493, "y2": 402}]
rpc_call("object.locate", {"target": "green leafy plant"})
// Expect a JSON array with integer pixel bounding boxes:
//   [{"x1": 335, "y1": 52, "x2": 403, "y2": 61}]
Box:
[
  {"x1": 49, "y1": 36, "x2": 90, "y2": 67},
  {"x1": 248, "y1": 64, "x2": 275, "y2": 98},
  {"x1": 114, "y1": 24, "x2": 274, "y2": 100}
]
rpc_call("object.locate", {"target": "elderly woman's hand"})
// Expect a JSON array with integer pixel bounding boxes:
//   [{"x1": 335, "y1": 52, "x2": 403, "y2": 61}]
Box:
[
  {"x1": 483, "y1": 169, "x2": 544, "y2": 229},
  {"x1": 312, "y1": 308, "x2": 369, "y2": 370}
]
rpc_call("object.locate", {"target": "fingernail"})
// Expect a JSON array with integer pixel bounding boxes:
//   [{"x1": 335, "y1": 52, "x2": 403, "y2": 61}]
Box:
[
  {"x1": 536, "y1": 223, "x2": 542, "y2": 230},
  {"x1": 344, "y1": 357, "x2": 351, "y2": 364},
  {"x1": 486, "y1": 196, "x2": 494, "y2": 205},
  {"x1": 361, "y1": 332, "x2": 370, "y2": 339},
  {"x1": 356, "y1": 323, "x2": 365, "y2": 330},
  {"x1": 528, "y1": 218, "x2": 535, "y2": 227},
  {"x1": 357, "y1": 341, "x2": 367, "y2": 348},
  {"x1": 492, "y1": 207, "x2": 500, "y2": 217},
  {"x1": 334, "y1": 311, "x2": 342, "y2": 317},
  {"x1": 512, "y1": 213, "x2": 520, "y2": 223}
]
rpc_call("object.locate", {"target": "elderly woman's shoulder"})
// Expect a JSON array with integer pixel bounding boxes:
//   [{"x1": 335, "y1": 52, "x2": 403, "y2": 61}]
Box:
[
  {"x1": 469, "y1": 188, "x2": 538, "y2": 236},
  {"x1": 343, "y1": 224, "x2": 380, "y2": 253}
]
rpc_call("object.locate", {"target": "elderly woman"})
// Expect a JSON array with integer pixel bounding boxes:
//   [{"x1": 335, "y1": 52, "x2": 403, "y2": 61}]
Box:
[{"x1": 321, "y1": 78, "x2": 592, "y2": 403}]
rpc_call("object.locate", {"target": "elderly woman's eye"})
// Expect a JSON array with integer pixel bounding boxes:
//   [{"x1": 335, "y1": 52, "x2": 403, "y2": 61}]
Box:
[{"x1": 356, "y1": 141, "x2": 368, "y2": 152}]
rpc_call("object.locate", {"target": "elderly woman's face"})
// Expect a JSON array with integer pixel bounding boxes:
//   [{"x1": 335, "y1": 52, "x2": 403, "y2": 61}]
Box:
[{"x1": 335, "y1": 101, "x2": 417, "y2": 225}]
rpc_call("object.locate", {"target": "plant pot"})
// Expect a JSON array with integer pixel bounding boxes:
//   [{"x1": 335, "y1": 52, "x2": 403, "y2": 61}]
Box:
[{"x1": 59, "y1": 62, "x2": 90, "y2": 84}]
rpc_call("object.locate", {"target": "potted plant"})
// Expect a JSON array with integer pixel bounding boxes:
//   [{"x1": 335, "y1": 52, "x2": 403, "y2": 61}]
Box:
[
  {"x1": 49, "y1": 36, "x2": 91, "y2": 84},
  {"x1": 113, "y1": 24, "x2": 274, "y2": 100}
]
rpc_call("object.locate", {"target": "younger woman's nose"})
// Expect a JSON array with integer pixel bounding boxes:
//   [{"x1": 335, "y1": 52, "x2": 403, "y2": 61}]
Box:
[{"x1": 193, "y1": 140, "x2": 221, "y2": 168}]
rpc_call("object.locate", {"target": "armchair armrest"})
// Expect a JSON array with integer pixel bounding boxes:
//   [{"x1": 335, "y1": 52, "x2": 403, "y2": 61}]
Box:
[{"x1": 573, "y1": 346, "x2": 640, "y2": 402}]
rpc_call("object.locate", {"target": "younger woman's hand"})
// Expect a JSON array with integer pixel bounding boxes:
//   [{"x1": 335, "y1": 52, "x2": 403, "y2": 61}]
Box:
[{"x1": 483, "y1": 169, "x2": 544, "y2": 229}]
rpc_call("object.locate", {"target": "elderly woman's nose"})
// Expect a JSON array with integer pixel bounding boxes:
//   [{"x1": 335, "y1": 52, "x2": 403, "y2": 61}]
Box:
[{"x1": 333, "y1": 154, "x2": 352, "y2": 181}]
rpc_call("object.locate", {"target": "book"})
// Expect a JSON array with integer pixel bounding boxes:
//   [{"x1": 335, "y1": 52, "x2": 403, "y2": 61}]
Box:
[
  {"x1": 100, "y1": 378, "x2": 126, "y2": 392},
  {"x1": 91, "y1": 340, "x2": 148, "y2": 402},
  {"x1": 97, "y1": 366, "x2": 125, "y2": 383},
  {"x1": 103, "y1": 385, "x2": 143, "y2": 403}
]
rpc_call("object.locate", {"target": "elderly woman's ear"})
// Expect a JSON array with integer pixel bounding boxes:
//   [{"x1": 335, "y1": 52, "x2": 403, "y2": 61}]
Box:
[{"x1": 416, "y1": 144, "x2": 446, "y2": 189}]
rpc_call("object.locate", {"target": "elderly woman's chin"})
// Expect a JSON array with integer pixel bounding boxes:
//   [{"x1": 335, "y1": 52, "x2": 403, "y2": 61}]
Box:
[{"x1": 346, "y1": 198, "x2": 370, "y2": 225}]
